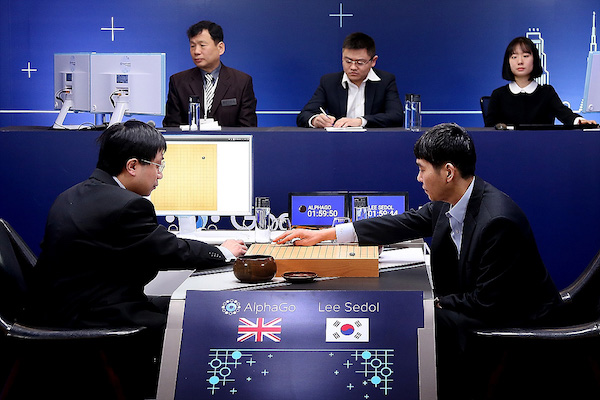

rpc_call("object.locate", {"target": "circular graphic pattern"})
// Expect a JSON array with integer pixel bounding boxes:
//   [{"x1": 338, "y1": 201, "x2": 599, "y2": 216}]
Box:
[
  {"x1": 340, "y1": 324, "x2": 355, "y2": 336},
  {"x1": 221, "y1": 299, "x2": 241, "y2": 315}
]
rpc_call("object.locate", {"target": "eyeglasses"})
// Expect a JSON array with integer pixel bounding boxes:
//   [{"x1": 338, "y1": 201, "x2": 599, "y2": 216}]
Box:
[
  {"x1": 140, "y1": 159, "x2": 166, "y2": 173},
  {"x1": 343, "y1": 57, "x2": 374, "y2": 66}
]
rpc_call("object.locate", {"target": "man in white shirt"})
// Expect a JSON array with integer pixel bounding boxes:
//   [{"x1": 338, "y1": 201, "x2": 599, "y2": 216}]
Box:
[{"x1": 296, "y1": 32, "x2": 404, "y2": 128}]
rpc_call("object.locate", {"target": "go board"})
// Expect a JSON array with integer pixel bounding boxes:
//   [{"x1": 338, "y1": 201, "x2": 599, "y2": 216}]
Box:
[{"x1": 246, "y1": 243, "x2": 379, "y2": 277}]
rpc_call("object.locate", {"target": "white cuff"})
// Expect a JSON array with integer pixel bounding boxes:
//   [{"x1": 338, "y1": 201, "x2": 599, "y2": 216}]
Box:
[
  {"x1": 335, "y1": 222, "x2": 358, "y2": 243},
  {"x1": 216, "y1": 245, "x2": 235, "y2": 262}
]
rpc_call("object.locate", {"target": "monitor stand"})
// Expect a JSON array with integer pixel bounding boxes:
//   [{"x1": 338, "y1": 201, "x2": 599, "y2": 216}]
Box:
[
  {"x1": 52, "y1": 98, "x2": 92, "y2": 130},
  {"x1": 108, "y1": 95, "x2": 129, "y2": 127}
]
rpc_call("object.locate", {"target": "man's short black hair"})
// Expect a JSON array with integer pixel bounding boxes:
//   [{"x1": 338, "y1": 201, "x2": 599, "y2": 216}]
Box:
[
  {"x1": 342, "y1": 32, "x2": 376, "y2": 58},
  {"x1": 96, "y1": 120, "x2": 166, "y2": 176},
  {"x1": 501, "y1": 36, "x2": 543, "y2": 81},
  {"x1": 414, "y1": 123, "x2": 476, "y2": 178},
  {"x1": 187, "y1": 20, "x2": 224, "y2": 44}
]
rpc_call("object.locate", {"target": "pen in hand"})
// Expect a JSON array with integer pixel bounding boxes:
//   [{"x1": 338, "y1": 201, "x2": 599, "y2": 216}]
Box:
[{"x1": 319, "y1": 107, "x2": 335, "y2": 127}]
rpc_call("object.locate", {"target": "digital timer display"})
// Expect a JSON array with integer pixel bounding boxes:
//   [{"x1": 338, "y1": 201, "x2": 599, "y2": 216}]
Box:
[
  {"x1": 350, "y1": 193, "x2": 408, "y2": 220},
  {"x1": 289, "y1": 193, "x2": 347, "y2": 227}
]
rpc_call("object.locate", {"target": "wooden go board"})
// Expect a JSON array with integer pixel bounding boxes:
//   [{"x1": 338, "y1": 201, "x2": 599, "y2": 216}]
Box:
[{"x1": 246, "y1": 243, "x2": 379, "y2": 277}]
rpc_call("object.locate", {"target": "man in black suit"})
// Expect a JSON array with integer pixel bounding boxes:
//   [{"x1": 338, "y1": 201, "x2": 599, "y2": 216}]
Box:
[
  {"x1": 163, "y1": 20, "x2": 257, "y2": 127},
  {"x1": 27, "y1": 120, "x2": 247, "y2": 397},
  {"x1": 296, "y1": 32, "x2": 403, "y2": 128},
  {"x1": 275, "y1": 123, "x2": 560, "y2": 398}
]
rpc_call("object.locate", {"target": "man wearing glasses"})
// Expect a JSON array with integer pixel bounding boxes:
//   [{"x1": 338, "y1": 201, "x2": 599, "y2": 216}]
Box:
[
  {"x1": 297, "y1": 32, "x2": 404, "y2": 128},
  {"x1": 26, "y1": 120, "x2": 247, "y2": 398}
]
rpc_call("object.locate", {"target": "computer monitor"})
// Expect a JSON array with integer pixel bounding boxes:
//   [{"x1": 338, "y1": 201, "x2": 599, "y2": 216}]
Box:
[
  {"x1": 90, "y1": 53, "x2": 166, "y2": 126},
  {"x1": 149, "y1": 135, "x2": 253, "y2": 217},
  {"x1": 582, "y1": 51, "x2": 600, "y2": 113},
  {"x1": 349, "y1": 191, "x2": 409, "y2": 220},
  {"x1": 288, "y1": 192, "x2": 348, "y2": 227},
  {"x1": 53, "y1": 53, "x2": 91, "y2": 129}
]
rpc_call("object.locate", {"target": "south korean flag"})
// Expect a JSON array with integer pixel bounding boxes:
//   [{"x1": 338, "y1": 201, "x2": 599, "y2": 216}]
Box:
[{"x1": 325, "y1": 318, "x2": 370, "y2": 342}]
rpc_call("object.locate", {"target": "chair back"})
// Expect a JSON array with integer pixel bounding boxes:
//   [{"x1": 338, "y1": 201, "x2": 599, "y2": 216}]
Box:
[
  {"x1": 559, "y1": 248, "x2": 600, "y2": 323},
  {"x1": 480, "y1": 96, "x2": 491, "y2": 122},
  {"x1": 0, "y1": 219, "x2": 36, "y2": 321}
]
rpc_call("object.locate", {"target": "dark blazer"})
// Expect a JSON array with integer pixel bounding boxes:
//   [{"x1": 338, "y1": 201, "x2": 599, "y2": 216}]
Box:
[
  {"x1": 27, "y1": 169, "x2": 227, "y2": 329},
  {"x1": 163, "y1": 63, "x2": 257, "y2": 127},
  {"x1": 296, "y1": 68, "x2": 404, "y2": 128},
  {"x1": 484, "y1": 84, "x2": 581, "y2": 127},
  {"x1": 354, "y1": 177, "x2": 560, "y2": 325}
]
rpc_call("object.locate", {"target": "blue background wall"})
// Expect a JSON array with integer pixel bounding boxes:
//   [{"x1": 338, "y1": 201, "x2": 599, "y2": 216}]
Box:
[
  {"x1": 1, "y1": 1, "x2": 599, "y2": 290},
  {"x1": 1, "y1": 0, "x2": 598, "y2": 127}
]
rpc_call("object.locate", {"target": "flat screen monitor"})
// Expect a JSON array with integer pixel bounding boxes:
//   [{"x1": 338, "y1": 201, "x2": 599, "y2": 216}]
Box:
[
  {"x1": 349, "y1": 191, "x2": 409, "y2": 220},
  {"x1": 90, "y1": 53, "x2": 166, "y2": 125},
  {"x1": 583, "y1": 51, "x2": 600, "y2": 113},
  {"x1": 288, "y1": 192, "x2": 348, "y2": 227},
  {"x1": 150, "y1": 135, "x2": 253, "y2": 216},
  {"x1": 53, "y1": 53, "x2": 91, "y2": 128}
]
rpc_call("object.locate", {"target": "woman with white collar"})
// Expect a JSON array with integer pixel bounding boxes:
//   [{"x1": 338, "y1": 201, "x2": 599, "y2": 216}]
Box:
[{"x1": 484, "y1": 36, "x2": 596, "y2": 127}]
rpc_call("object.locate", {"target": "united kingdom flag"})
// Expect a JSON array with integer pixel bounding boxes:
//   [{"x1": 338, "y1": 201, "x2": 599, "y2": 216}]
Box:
[{"x1": 237, "y1": 317, "x2": 282, "y2": 342}]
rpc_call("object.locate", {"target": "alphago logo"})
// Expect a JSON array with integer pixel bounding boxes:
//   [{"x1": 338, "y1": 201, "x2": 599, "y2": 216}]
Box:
[{"x1": 221, "y1": 299, "x2": 241, "y2": 315}]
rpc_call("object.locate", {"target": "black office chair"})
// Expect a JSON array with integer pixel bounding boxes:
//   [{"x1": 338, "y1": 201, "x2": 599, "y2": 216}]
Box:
[
  {"x1": 473, "y1": 249, "x2": 600, "y2": 399},
  {"x1": 0, "y1": 219, "x2": 147, "y2": 399},
  {"x1": 480, "y1": 96, "x2": 491, "y2": 123}
]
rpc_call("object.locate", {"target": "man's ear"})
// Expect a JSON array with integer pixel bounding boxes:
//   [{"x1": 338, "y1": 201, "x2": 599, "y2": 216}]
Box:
[
  {"x1": 445, "y1": 162, "x2": 456, "y2": 182},
  {"x1": 124, "y1": 158, "x2": 138, "y2": 177}
]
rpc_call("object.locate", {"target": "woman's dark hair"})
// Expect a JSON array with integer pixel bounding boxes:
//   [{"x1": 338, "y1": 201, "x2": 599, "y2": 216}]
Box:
[{"x1": 501, "y1": 36, "x2": 543, "y2": 81}]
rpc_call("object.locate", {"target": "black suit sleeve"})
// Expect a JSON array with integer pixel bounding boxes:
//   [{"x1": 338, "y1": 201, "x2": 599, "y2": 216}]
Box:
[
  {"x1": 353, "y1": 203, "x2": 437, "y2": 245},
  {"x1": 118, "y1": 197, "x2": 227, "y2": 271},
  {"x1": 437, "y1": 217, "x2": 536, "y2": 322},
  {"x1": 236, "y1": 75, "x2": 258, "y2": 127},
  {"x1": 163, "y1": 75, "x2": 187, "y2": 127},
  {"x1": 296, "y1": 78, "x2": 329, "y2": 127}
]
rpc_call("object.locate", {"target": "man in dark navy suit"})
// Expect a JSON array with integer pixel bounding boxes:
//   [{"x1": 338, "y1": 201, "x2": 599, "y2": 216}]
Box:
[
  {"x1": 297, "y1": 32, "x2": 403, "y2": 128},
  {"x1": 275, "y1": 123, "x2": 560, "y2": 398},
  {"x1": 163, "y1": 20, "x2": 257, "y2": 127},
  {"x1": 27, "y1": 120, "x2": 247, "y2": 398}
]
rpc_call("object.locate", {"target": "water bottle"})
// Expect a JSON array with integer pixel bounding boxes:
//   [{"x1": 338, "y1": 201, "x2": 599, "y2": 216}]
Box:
[
  {"x1": 188, "y1": 96, "x2": 201, "y2": 130},
  {"x1": 254, "y1": 197, "x2": 271, "y2": 243},
  {"x1": 353, "y1": 196, "x2": 369, "y2": 221},
  {"x1": 404, "y1": 94, "x2": 413, "y2": 129},
  {"x1": 411, "y1": 94, "x2": 422, "y2": 131}
]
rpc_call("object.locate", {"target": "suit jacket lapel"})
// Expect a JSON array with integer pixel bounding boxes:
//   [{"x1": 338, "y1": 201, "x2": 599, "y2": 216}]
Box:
[
  {"x1": 210, "y1": 64, "x2": 230, "y2": 117},
  {"x1": 187, "y1": 68, "x2": 205, "y2": 97},
  {"x1": 460, "y1": 177, "x2": 483, "y2": 263},
  {"x1": 337, "y1": 73, "x2": 348, "y2": 117},
  {"x1": 364, "y1": 80, "x2": 376, "y2": 115}
]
